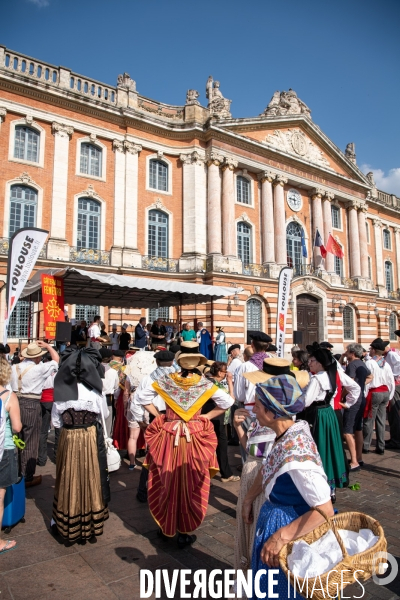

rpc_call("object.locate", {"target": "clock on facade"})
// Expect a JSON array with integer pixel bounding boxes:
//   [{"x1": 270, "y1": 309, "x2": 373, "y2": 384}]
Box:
[{"x1": 287, "y1": 189, "x2": 302, "y2": 211}]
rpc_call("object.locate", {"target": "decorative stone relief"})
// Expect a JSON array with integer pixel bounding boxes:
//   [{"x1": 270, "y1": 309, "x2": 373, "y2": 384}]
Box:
[
  {"x1": 257, "y1": 170, "x2": 276, "y2": 183},
  {"x1": 303, "y1": 278, "x2": 316, "y2": 292},
  {"x1": 373, "y1": 218, "x2": 383, "y2": 228},
  {"x1": 117, "y1": 72, "x2": 136, "y2": 91},
  {"x1": 261, "y1": 89, "x2": 311, "y2": 118},
  {"x1": 254, "y1": 285, "x2": 260, "y2": 294},
  {"x1": 25, "y1": 114, "x2": 33, "y2": 125},
  {"x1": 124, "y1": 141, "x2": 142, "y2": 155},
  {"x1": 0, "y1": 107, "x2": 6, "y2": 122},
  {"x1": 154, "y1": 198, "x2": 165, "y2": 210},
  {"x1": 205, "y1": 150, "x2": 224, "y2": 166},
  {"x1": 52, "y1": 122, "x2": 74, "y2": 138},
  {"x1": 222, "y1": 157, "x2": 238, "y2": 171},
  {"x1": 179, "y1": 151, "x2": 205, "y2": 166},
  {"x1": 112, "y1": 139, "x2": 124, "y2": 153},
  {"x1": 157, "y1": 150, "x2": 164, "y2": 160},
  {"x1": 264, "y1": 129, "x2": 330, "y2": 168},
  {"x1": 240, "y1": 212, "x2": 250, "y2": 223},
  {"x1": 206, "y1": 76, "x2": 232, "y2": 118},
  {"x1": 186, "y1": 89, "x2": 200, "y2": 105},
  {"x1": 79, "y1": 184, "x2": 101, "y2": 201},
  {"x1": 273, "y1": 174, "x2": 288, "y2": 187},
  {"x1": 345, "y1": 143, "x2": 356, "y2": 164},
  {"x1": 16, "y1": 172, "x2": 35, "y2": 185},
  {"x1": 89, "y1": 133, "x2": 97, "y2": 143}
]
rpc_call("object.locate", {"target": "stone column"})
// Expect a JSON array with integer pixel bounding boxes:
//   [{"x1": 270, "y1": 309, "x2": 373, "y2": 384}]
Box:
[
  {"x1": 123, "y1": 141, "x2": 142, "y2": 268},
  {"x1": 221, "y1": 157, "x2": 238, "y2": 258},
  {"x1": 394, "y1": 227, "x2": 400, "y2": 292},
  {"x1": 258, "y1": 171, "x2": 276, "y2": 265},
  {"x1": 358, "y1": 203, "x2": 369, "y2": 279},
  {"x1": 206, "y1": 152, "x2": 223, "y2": 255},
  {"x1": 373, "y1": 218, "x2": 385, "y2": 291},
  {"x1": 347, "y1": 201, "x2": 361, "y2": 278},
  {"x1": 273, "y1": 175, "x2": 288, "y2": 265},
  {"x1": 111, "y1": 139, "x2": 126, "y2": 267},
  {"x1": 322, "y1": 192, "x2": 334, "y2": 272},
  {"x1": 180, "y1": 151, "x2": 207, "y2": 271},
  {"x1": 310, "y1": 188, "x2": 324, "y2": 268},
  {"x1": 48, "y1": 122, "x2": 74, "y2": 261}
]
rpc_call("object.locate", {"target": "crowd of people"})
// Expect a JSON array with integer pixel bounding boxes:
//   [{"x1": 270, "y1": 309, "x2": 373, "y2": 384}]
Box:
[{"x1": 0, "y1": 322, "x2": 398, "y2": 598}]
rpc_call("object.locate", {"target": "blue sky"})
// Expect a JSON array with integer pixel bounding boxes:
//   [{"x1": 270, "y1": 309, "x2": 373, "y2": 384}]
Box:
[{"x1": 1, "y1": 0, "x2": 399, "y2": 193}]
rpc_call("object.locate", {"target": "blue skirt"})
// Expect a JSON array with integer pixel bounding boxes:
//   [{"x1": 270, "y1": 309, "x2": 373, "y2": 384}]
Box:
[
  {"x1": 214, "y1": 343, "x2": 227, "y2": 362},
  {"x1": 251, "y1": 501, "x2": 305, "y2": 600}
]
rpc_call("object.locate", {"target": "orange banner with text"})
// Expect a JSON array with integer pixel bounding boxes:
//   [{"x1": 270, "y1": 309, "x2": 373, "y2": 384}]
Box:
[{"x1": 41, "y1": 274, "x2": 65, "y2": 339}]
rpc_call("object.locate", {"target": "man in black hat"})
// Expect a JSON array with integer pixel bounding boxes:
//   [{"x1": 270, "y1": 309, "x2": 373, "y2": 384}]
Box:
[
  {"x1": 234, "y1": 332, "x2": 272, "y2": 415},
  {"x1": 320, "y1": 341, "x2": 334, "y2": 350},
  {"x1": 363, "y1": 339, "x2": 395, "y2": 455},
  {"x1": 134, "y1": 350, "x2": 176, "y2": 501},
  {"x1": 383, "y1": 332, "x2": 400, "y2": 449}
]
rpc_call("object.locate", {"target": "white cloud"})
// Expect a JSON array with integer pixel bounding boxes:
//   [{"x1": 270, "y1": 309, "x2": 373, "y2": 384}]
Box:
[
  {"x1": 361, "y1": 164, "x2": 400, "y2": 197},
  {"x1": 27, "y1": 0, "x2": 49, "y2": 7}
]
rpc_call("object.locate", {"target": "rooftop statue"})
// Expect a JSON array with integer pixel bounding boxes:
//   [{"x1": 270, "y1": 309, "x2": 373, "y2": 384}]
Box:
[
  {"x1": 206, "y1": 76, "x2": 232, "y2": 119},
  {"x1": 262, "y1": 89, "x2": 311, "y2": 118},
  {"x1": 345, "y1": 142, "x2": 356, "y2": 164},
  {"x1": 117, "y1": 72, "x2": 136, "y2": 91}
]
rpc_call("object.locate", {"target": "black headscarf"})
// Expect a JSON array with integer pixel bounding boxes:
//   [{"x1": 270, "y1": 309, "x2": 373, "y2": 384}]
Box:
[
  {"x1": 307, "y1": 342, "x2": 337, "y2": 393},
  {"x1": 54, "y1": 347, "x2": 104, "y2": 401}
]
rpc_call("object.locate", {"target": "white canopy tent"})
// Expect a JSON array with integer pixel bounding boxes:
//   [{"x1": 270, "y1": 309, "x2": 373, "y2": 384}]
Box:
[{"x1": 20, "y1": 267, "x2": 240, "y2": 309}]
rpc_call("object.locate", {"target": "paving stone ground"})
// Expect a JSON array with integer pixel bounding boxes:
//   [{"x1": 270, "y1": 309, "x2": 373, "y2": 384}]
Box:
[{"x1": 0, "y1": 432, "x2": 399, "y2": 599}]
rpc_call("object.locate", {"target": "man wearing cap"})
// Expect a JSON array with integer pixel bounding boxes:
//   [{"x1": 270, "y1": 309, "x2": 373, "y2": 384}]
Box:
[
  {"x1": 383, "y1": 332, "x2": 400, "y2": 449},
  {"x1": 109, "y1": 324, "x2": 120, "y2": 352},
  {"x1": 227, "y1": 344, "x2": 242, "y2": 382},
  {"x1": 234, "y1": 332, "x2": 272, "y2": 415},
  {"x1": 134, "y1": 317, "x2": 147, "y2": 350},
  {"x1": 10, "y1": 341, "x2": 59, "y2": 487},
  {"x1": 363, "y1": 338, "x2": 395, "y2": 455},
  {"x1": 119, "y1": 323, "x2": 132, "y2": 351}
]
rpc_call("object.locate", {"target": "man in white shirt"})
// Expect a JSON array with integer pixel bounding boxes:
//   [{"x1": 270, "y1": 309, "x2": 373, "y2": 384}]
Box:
[
  {"x1": 227, "y1": 345, "x2": 242, "y2": 383},
  {"x1": 363, "y1": 339, "x2": 395, "y2": 455},
  {"x1": 384, "y1": 334, "x2": 400, "y2": 449},
  {"x1": 234, "y1": 332, "x2": 272, "y2": 415},
  {"x1": 109, "y1": 324, "x2": 120, "y2": 352},
  {"x1": 87, "y1": 315, "x2": 103, "y2": 350},
  {"x1": 100, "y1": 349, "x2": 119, "y2": 436},
  {"x1": 11, "y1": 341, "x2": 59, "y2": 487}
]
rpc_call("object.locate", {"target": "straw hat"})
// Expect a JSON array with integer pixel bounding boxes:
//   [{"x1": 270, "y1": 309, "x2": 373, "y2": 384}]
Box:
[
  {"x1": 175, "y1": 340, "x2": 199, "y2": 360},
  {"x1": 243, "y1": 357, "x2": 309, "y2": 389},
  {"x1": 21, "y1": 342, "x2": 47, "y2": 359},
  {"x1": 176, "y1": 353, "x2": 207, "y2": 369}
]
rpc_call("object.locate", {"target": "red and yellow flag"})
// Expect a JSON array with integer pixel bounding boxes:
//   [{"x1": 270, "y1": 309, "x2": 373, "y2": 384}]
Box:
[{"x1": 41, "y1": 274, "x2": 65, "y2": 339}]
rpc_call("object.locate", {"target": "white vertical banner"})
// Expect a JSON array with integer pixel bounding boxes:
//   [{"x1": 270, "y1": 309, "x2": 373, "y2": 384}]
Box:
[
  {"x1": 4, "y1": 227, "x2": 49, "y2": 344},
  {"x1": 275, "y1": 266, "x2": 293, "y2": 358}
]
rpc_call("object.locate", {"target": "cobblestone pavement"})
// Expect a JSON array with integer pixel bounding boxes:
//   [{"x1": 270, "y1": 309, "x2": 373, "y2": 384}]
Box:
[{"x1": 0, "y1": 435, "x2": 399, "y2": 599}]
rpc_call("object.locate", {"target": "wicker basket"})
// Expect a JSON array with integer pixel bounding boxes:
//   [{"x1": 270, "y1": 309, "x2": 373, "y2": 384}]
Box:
[{"x1": 279, "y1": 508, "x2": 387, "y2": 600}]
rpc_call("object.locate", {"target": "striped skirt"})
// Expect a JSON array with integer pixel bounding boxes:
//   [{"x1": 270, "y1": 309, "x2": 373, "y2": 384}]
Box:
[
  {"x1": 53, "y1": 425, "x2": 109, "y2": 542},
  {"x1": 234, "y1": 455, "x2": 264, "y2": 572},
  {"x1": 144, "y1": 412, "x2": 219, "y2": 537}
]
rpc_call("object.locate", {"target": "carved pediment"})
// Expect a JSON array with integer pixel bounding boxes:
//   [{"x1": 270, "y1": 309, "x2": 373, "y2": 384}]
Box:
[{"x1": 264, "y1": 128, "x2": 329, "y2": 168}]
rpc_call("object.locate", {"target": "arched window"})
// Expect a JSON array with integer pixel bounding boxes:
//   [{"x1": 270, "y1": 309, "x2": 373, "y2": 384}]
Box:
[
  {"x1": 148, "y1": 210, "x2": 168, "y2": 257},
  {"x1": 149, "y1": 159, "x2": 168, "y2": 192},
  {"x1": 75, "y1": 305, "x2": 100, "y2": 323},
  {"x1": 9, "y1": 185, "x2": 37, "y2": 236},
  {"x1": 14, "y1": 126, "x2": 40, "y2": 162},
  {"x1": 237, "y1": 176, "x2": 250, "y2": 205},
  {"x1": 8, "y1": 299, "x2": 32, "y2": 338},
  {"x1": 389, "y1": 313, "x2": 398, "y2": 341},
  {"x1": 343, "y1": 305, "x2": 354, "y2": 340},
  {"x1": 383, "y1": 229, "x2": 391, "y2": 250},
  {"x1": 80, "y1": 143, "x2": 102, "y2": 177},
  {"x1": 77, "y1": 198, "x2": 101, "y2": 250},
  {"x1": 149, "y1": 306, "x2": 169, "y2": 322},
  {"x1": 247, "y1": 298, "x2": 262, "y2": 331},
  {"x1": 237, "y1": 222, "x2": 252, "y2": 264},
  {"x1": 286, "y1": 222, "x2": 304, "y2": 268},
  {"x1": 385, "y1": 261, "x2": 393, "y2": 292}
]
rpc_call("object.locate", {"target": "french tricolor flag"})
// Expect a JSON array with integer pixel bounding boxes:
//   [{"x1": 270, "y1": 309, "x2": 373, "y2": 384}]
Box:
[{"x1": 314, "y1": 229, "x2": 327, "y2": 258}]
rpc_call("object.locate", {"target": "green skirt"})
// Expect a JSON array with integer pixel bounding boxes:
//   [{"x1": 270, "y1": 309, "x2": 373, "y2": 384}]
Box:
[{"x1": 314, "y1": 405, "x2": 347, "y2": 490}]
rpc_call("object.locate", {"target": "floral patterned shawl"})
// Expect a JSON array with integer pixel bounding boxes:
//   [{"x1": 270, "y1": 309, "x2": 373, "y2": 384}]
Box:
[
  {"x1": 152, "y1": 372, "x2": 218, "y2": 422},
  {"x1": 262, "y1": 420, "x2": 326, "y2": 499}
]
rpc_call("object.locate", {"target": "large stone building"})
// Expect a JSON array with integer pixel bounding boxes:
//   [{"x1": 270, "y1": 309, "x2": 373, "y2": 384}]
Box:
[{"x1": 0, "y1": 45, "x2": 399, "y2": 352}]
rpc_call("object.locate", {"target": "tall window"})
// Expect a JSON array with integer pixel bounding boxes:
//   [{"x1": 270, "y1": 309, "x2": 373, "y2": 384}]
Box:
[
  {"x1": 334, "y1": 256, "x2": 343, "y2": 277},
  {"x1": 286, "y1": 222, "x2": 303, "y2": 268},
  {"x1": 343, "y1": 305, "x2": 354, "y2": 340},
  {"x1": 75, "y1": 305, "x2": 99, "y2": 323},
  {"x1": 383, "y1": 229, "x2": 391, "y2": 250},
  {"x1": 237, "y1": 176, "x2": 250, "y2": 205},
  {"x1": 149, "y1": 306, "x2": 170, "y2": 322},
  {"x1": 80, "y1": 143, "x2": 102, "y2": 177},
  {"x1": 331, "y1": 205, "x2": 341, "y2": 229},
  {"x1": 148, "y1": 210, "x2": 168, "y2": 257},
  {"x1": 149, "y1": 159, "x2": 168, "y2": 192},
  {"x1": 14, "y1": 126, "x2": 39, "y2": 162},
  {"x1": 366, "y1": 222, "x2": 370, "y2": 243},
  {"x1": 8, "y1": 299, "x2": 32, "y2": 338},
  {"x1": 385, "y1": 261, "x2": 393, "y2": 292},
  {"x1": 237, "y1": 222, "x2": 252, "y2": 264},
  {"x1": 389, "y1": 313, "x2": 398, "y2": 341},
  {"x1": 368, "y1": 256, "x2": 372, "y2": 280},
  {"x1": 9, "y1": 185, "x2": 37, "y2": 237},
  {"x1": 77, "y1": 198, "x2": 101, "y2": 250},
  {"x1": 247, "y1": 298, "x2": 262, "y2": 331}
]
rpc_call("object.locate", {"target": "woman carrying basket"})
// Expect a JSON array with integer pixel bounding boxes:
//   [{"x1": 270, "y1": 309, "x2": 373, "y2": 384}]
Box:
[{"x1": 241, "y1": 374, "x2": 334, "y2": 599}]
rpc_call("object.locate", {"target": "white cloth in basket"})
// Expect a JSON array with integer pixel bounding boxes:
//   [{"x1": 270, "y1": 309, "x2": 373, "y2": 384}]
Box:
[{"x1": 288, "y1": 528, "x2": 379, "y2": 578}]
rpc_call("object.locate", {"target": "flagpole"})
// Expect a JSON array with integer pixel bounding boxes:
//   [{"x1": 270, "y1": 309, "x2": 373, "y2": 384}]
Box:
[{"x1": 311, "y1": 228, "x2": 316, "y2": 273}]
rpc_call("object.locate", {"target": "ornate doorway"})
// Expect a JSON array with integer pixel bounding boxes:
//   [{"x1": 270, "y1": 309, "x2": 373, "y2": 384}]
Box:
[{"x1": 296, "y1": 294, "x2": 320, "y2": 349}]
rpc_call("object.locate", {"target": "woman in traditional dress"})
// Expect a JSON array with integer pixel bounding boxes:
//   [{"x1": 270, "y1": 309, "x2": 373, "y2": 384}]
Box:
[
  {"x1": 135, "y1": 352, "x2": 234, "y2": 548},
  {"x1": 214, "y1": 327, "x2": 227, "y2": 362},
  {"x1": 241, "y1": 375, "x2": 333, "y2": 599},
  {"x1": 298, "y1": 343, "x2": 359, "y2": 502},
  {"x1": 51, "y1": 348, "x2": 110, "y2": 543}
]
